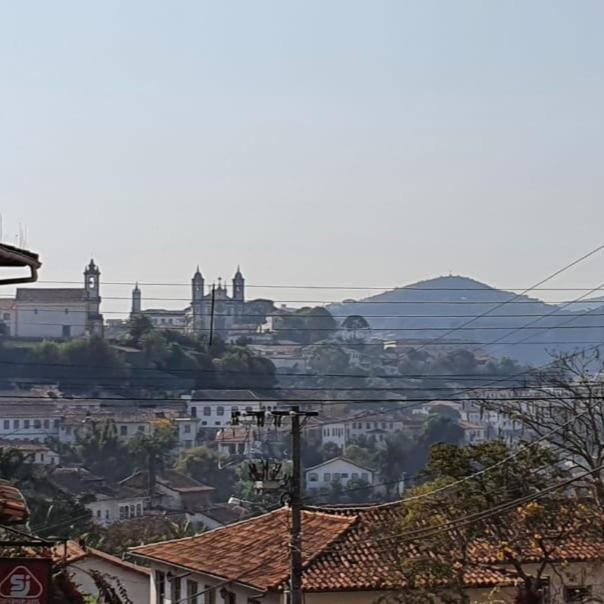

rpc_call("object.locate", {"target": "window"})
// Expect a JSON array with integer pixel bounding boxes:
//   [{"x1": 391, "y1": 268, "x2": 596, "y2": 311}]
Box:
[
  {"x1": 341, "y1": 473, "x2": 349, "y2": 479},
  {"x1": 202, "y1": 421, "x2": 207, "y2": 426},
  {"x1": 215, "y1": 421, "x2": 221, "y2": 426},
  {"x1": 366, "y1": 423, "x2": 370, "y2": 429},
  {"x1": 34, "y1": 419, "x2": 41, "y2": 429},
  {"x1": 217, "y1": 406, "x2": 225, "y2": 416},
  {"x1": 120, "y1": 425, "x2": 128, "y2": 436},
  {"x1": 564, "y1": 586, "x2": 592, "y2": 603},
  {"x1": 205, "y1": 586, "x2": 216, "y2": 604},
  {"x1": 333, "y1": 473, "x2": 340, "y2": 481},
  {"x1": 203, "y1": 406, "x2": 211, "y2": 416},
  {"x1": 361, "y1": 472, "x2": 369, "y2": 481},
  {"x1": 352, "y1": 473, "x2": 359, "y2": 480},
  {"x1": 24, "y1": 420, "x2": 30, "y2": 429},
  {"x1": 64, "y1": 308, "x2": 69, "y2": 314},
  {"x1": 34, "y1": 308, "x2": 38, "y2": 315},
  {"x1": 308, "y1": 472, "x2": 318, "y2": 482},
  {"x1": 105, "y1": 509, "x2": 109, "y2": 519},
  {"x1": 13, "y1": 420, "x2": 19, "y2": 429},
  {"x1": 3, "y1": 420, "x2": 8, "y2": 430},
  {"x1": 2, "y1": 313, "x2": 9, "y2": 321},
  {"x1": 155, "y1": 572, "x2": 165, "y2": 604},
  {"x1": 171, "y1": 576, "x2": 182, "y2": 603},
  {"x1": 191, "y1": 406, "x2": 197, "y2": 417},
  {"x1": 43, "y1": 419, "x2": 49, "y2": 429},
  {"x1": 187, "y1": 580, "x2": 199, "y2": 604},
  {"x1": 40, "y1": 453, "x2": 45, "y2": 462},
  {"x1": 62, "y1": 325, "x2": 71, "y2": 338},
  {"x1": 136, "y1": 503, "x2": 142, "y2": 516},
  {"x1": 53, "y1": 419, "x2": 60, "y2": 428},
  {"x1": 96, "y1": 509, "x2": 101, "y2": 518},
  {"x1": 184, "y1": 424, "x2": 191, "y2": 433},
  {"x1": 137, "y1": 425, "x2": 145, "y2": 433},
  {"x1": 324, "y1": 472, "x2": 331, "y2": 482},
  {"x1": 119, "y1": 506, "x2": 127, "y2": 520}
]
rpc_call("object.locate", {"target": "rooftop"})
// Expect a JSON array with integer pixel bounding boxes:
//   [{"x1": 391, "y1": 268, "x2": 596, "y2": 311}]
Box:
[
  {"x1": 15, "y1": 288, "x2": 86, "y2": 303},
  {"x1": 131, "y1": 501, "x2": 604, "y2": 593}
]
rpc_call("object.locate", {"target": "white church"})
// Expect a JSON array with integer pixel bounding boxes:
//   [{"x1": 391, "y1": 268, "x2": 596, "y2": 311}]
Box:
[{"x1": 0, "y1": 259, "x2": 103, "y2": 339}]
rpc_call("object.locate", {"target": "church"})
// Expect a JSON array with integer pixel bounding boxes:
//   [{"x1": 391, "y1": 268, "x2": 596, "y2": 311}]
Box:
[
  {"x1": 131, "y1": 266, "x2": 246, "y2": 336},
  {"x1": 0, "y1": 259, "x2": 103, "y2": 339}
]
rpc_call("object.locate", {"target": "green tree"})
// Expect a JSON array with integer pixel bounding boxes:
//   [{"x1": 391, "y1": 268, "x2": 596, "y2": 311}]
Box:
[
  {"x1": 72, "y1": 420, "x2": 133, "y2": 482},
  {"x1": 128, "y1": 420, "x2": 178, "y2": 495},
  {"x1": 126, "y1": 314, "x2": 154, "y2": 345},
  {"x1": 308, "y1": 343, "x2": 350, "y2": 375},
  {"x1": 176, "y1": 446, "x2": 238, "y2": 501},
  {"x1": 376, "y1": 434, "x2": 409, "y2": 498},
  {"x1": 391, "y1": 441, "x2": 594, "y2": 604},
  {"x1": 140, "y1": 330, "x2": 169, "y2": 365}
]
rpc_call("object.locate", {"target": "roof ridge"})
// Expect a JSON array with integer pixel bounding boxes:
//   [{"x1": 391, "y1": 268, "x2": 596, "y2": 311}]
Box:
[{"x1": 129, "y1": 505, "x2": 287, "y2": 552}]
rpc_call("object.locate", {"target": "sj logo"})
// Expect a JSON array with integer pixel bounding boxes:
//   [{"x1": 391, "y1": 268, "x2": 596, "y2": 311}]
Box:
[{"x1": 0, "y1": 566, "x2": 43, "y2": 598}]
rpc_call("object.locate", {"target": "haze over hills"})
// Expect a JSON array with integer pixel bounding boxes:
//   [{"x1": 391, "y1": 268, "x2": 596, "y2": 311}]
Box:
[{"x1": 329, "y1": 275, "x2": 604, "y2": 365}]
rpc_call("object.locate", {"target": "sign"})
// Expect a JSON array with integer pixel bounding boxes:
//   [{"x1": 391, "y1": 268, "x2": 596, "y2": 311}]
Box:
[{"x1": 0, "y1": 559, "x2": 50, "y2": 604}]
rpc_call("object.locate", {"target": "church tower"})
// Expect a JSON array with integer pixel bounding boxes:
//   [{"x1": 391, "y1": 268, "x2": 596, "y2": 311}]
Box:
[
  {"x1": 232, "y1": 266, "x2": 245, "y2": 321},
  {"x1": 131, "y1": 283, "x2": 142, "y2": 316},
  {"x1": 191, "y1": 266, "x2": 205, "y2": 333},
  {"x1": 84, "y1": 259, "x2": 103, "y2": 335}
]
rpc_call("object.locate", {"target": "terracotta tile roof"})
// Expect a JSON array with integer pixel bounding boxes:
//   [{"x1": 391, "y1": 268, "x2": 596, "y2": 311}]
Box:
[
  {"x1": 131, "y1": 508, "x2": 356, "y2": 591},
  {"x1": 120, "y1": 470, "x2": 214, "y2": 495},
  {"x1": 0, "y1": 479, "x2": 28, "y2": 524},
  {"x1": 131, "y1": 501, "x2": 604, "y2": 594},
  {"x1": 51, "y1": 541, "x2": 151, "y2": 576}
]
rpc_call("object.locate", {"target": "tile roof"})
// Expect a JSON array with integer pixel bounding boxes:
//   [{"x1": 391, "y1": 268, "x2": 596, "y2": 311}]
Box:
[
  {"x1": 0, "y1": 479, "x2": 28, "y2": 524},
  {"x1": 15, "y1": 288, "x2": 86, "y2": 303},
  {"x1": 130, "y1": 501, "x2": 604, "y2": 594},
  {"x1": 51, "y1": 541, "x2": 151, "y2": 576},
  {"x1": 131, "y1": 508, "x2": 356, "y2": 591},
  {"x1": 120, "y1": 470, "x2": 215, "y2": 495}
]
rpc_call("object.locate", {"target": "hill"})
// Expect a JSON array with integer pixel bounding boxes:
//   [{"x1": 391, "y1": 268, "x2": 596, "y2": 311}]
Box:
[{"x1": 329, "y1": 275, "x2": 604, "y2": 364}]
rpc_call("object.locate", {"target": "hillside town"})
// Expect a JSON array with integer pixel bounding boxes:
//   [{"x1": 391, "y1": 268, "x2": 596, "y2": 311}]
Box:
[{"x1": 3, "y1": 2, "x2": 604, "y2": 603}]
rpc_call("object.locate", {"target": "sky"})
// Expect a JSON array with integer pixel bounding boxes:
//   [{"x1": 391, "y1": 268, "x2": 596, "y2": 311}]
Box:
[{"x1": 1, "y1": 1, "x2": 604, "y2": 315}]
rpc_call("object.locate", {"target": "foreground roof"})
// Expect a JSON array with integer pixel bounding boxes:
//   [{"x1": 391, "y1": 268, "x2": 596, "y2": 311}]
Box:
[
  {"x1": 130, "y1": 501, "x2": 604, "y2": 593},
  {"x1": 0, "y1": 479, "x2": 28, "y2": 524}
]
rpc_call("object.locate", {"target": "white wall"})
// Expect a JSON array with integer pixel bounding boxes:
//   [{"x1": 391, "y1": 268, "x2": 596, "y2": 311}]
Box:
[
  {"x1": 14, "y1": 302, "x2": 88, "y2": 338},
  {"x1": 87, "y1": 497, "x2": 145, "y2": 527},
  {"x1": 0, "y1": 416, "x2": 61, "y2": 441},
  {"x1": 305, "y1": 458, "x2": 374, "y2": 493},
  {"x1": 321, "y1": 423, "x2": 347, "y2": 448},
  {"x1": 71, "y1": 556, "x2": 150, "y2": 604},
  {"x1": 188, "y1": 400, "x2": 267, "y2": 428}
]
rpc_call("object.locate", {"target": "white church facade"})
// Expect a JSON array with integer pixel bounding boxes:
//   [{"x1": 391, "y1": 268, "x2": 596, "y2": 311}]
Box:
[
  {"x1": 0, "y1": 259, "x2": 103, "y2": 339},
  {"x1": 131, "y1": 266, "x2": 246, "y2": 336}
]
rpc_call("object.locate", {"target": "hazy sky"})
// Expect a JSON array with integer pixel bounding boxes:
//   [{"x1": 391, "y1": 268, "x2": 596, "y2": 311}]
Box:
[{"x1": 2, "y1": 1, "x2": 604, "y2": 314}]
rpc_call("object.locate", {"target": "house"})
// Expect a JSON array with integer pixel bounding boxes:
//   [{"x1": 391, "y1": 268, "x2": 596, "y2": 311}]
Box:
[
  {"x1": 130, "y1": 501, "x2": 604, "y2": 604},
  {"x1": 48, "y1": 467, "x2": 146, "y2": 527},
  {"x1": 120, "y1": 469, "x2": 215, "y2": 513},
  {"x1": 51, "y1": 540, "x2": 150, "y2": 603},
  {"x1": 459, "y1": 420, "x2": 487, "y2": 444},
  {"x1": 0, "y1": 439, "x2": 60, "y2": 465},
  {"x1": 184, "y1": 390, "x2": 271, "y2": 429},
  {"x1": 320, "y1": 413, "x2": 405, "y2": 450},
  {"x1": 304, "y1": 456, "x2": 375, "y2": 495},
  {"x1": 216, "y1": 425, "x2": 263, "y2": 457}
]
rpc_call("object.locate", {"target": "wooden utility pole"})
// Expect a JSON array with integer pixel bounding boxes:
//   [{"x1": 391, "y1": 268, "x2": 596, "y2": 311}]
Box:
[{"x1": 289, "y1": 406, "x2": 303, "y2": 604}]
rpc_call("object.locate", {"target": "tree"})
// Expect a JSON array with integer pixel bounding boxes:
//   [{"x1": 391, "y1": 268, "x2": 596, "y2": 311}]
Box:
[
  {"x1": 308, "y1": 343, "x2": 350, "y2": 376},
  {"x1": 479, "y1": 351, "x2": 604, "y2": 507},
  {"x1": 278, "y1": 307, "x2": 337, "y2": 344},
  {"x1": 213, "y1": 347, "x2": 276, "y2": 388},
  {"x1": 140, "y1": 330, "x2": 169, "y2": 365},
  {"x1": 92, "y1": 516, "x2": 196, "y2": 556},
  {"x1": 126, "y1": 314, "x2": 154, "y2": 345},
  {"x1": 376, "y1": 434, "x2": 409, "y2": 498},
  {"x1": 128, "y1": 420, "x2": 178, "y2": 495},
  {"x1": 72, "y1": 421, "x2": 133, "y2": 482},
  {"x1": 0, "y1": 447, "x2": 29, "y2": 482},
  {"x1": 391, "y1": 441, "x2": 596, "y2": 604},
  {"x1": 176, "y1": 446, "x2": 237, "y2": 501}
]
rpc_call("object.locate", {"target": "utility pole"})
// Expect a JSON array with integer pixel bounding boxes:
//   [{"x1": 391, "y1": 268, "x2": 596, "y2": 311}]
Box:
[
  {"x1": 234, "y1": 405, "x2": 318, "y2": 604},
  {"x1": 290, "y1": 406, "x2": 303, "y2": 604}
]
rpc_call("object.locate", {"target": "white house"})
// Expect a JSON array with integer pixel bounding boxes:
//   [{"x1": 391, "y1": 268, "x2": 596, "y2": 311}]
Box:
[
  {"x1": 54, "y1": 541, "x2": 150, "y2": 603},
  {"x1": 184, "y1": 390, "x2": 269, "y2": 428},
  {"x1": 304, "y1": 456, "x2": 375, "y2": 495},
  {"x1": 320, "y1": 421, "x2": 347, "y2": 449},
  {"x1": 0, "y1": 439, "x2": 60, "y2": 465},
  {"x1": 320, "y1": 414, "x2": 405, "y2": 450}
]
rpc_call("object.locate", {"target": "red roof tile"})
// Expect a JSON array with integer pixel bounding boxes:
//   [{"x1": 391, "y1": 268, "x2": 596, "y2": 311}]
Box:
[
  {"x1": 131, "y1": 508, "x2": 356, "y2": 591},
  {"x1": 131, "y1": 501, "x2": 604, "y2": 593}
]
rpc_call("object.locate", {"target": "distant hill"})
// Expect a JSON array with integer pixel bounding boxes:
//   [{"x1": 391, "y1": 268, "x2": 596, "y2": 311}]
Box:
[{"x1": 328, "y1": 275, "x2": 604, "y2": 364}]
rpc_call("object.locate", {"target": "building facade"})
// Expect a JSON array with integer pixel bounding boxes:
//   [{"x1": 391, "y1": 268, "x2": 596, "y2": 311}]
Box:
[
  {"x1": 131, "y1": 266, "x2": 246, "y2": 336},
  {"x1": 8, "y1": 259, "x2": 103, "y2": 338}
]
